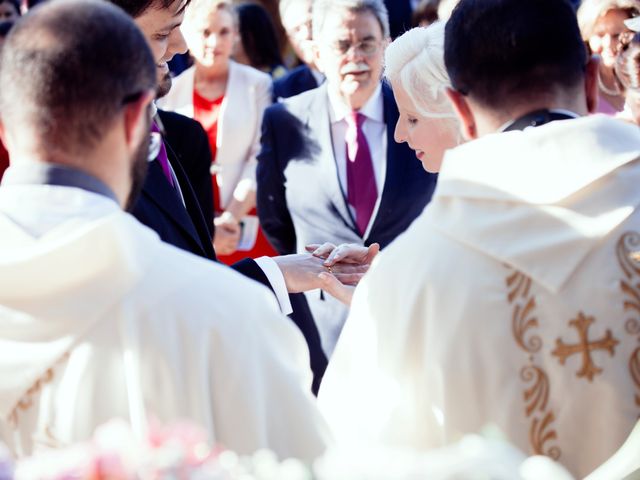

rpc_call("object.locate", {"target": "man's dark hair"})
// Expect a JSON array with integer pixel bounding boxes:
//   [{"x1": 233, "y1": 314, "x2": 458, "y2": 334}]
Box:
[
  {"x1": 0, "y1": 20, "x2": 14, "y2": 38},
  {"x1": 110, "y1": 0, "x2": 186, "y2": 18},
  {"x1": 444, "y1": 0, "x2": 587, "y2": 109},
  {"x1": 0, "y1": 0, "x2": 156, "y2": 155}
]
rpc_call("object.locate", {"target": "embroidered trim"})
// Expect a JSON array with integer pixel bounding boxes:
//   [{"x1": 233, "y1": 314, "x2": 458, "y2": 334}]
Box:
[
  {"x1": 616, "y1": 232, "x2": 640, "y2": 408},
  {"x1": 507, "y1": 269, "x2": 561, "y2": 460},
  {"x1": 552, "y1": 312, "x2": 619, "y2": 382},
  {"x1": 7, "y1": 352, "x2": 70, "y2": 428}
]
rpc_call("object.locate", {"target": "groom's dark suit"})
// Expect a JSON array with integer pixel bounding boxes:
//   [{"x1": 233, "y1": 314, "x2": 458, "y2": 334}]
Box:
[
  {"x1": 131, "y1": 109, "x2": 326, "y2": 394},
  {"x1": 132, "y1": 109, "x2": 269, "y2": 283}
]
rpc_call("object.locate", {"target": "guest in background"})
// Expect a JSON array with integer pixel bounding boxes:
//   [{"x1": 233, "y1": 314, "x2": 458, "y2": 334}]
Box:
[
  {"x1": 234, "y1": 2, "x2": 287, "y2": 79},
  {"x1": 159, "y1": 0, "x2": 276, "y2": 262},
  {"x1": 615, "y1": 31, "x2": 640, "y2": 122},
  {"x1": 273, "y1": 0, "x2": 325, "y2": 100},
  {"x1": 578, "y1": 0, "x2": 638, "y2": 113},
  {"x1": 383, "y1": 0, "x2": 412, "y2": 38},
  {"x1": 411, "y1": 0, "x2": 439, "y2": 27},
  {"x1": 0, "y1": 0, "x2": 18, "y2": 20}
]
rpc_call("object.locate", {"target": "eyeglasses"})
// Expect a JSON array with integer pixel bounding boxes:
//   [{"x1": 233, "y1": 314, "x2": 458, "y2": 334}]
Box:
[{"x1": 330, "y1": 39, "x2": 381, "y2": 57}]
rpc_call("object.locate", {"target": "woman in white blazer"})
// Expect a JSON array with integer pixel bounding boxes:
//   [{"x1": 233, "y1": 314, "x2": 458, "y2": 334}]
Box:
[{"x1": 159, "y1": 0, "x2": 275, "y2": 262}]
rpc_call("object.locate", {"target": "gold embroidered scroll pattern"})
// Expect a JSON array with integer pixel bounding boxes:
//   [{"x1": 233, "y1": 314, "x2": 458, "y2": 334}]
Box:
[
  {"x1": 507, "y1": 270, "x2": 541, "y2": 354},
  {"x1": 617, "y1": 231, "x2": 640, "y2": 408},
  {"x1": 507, "y1": 269, "x2": 560, "y2": 460},
  {"x1": 7, "y1": 352, "x2": 69, "y2": 428},
  {"x1": 552, "y1": 312, "x2": 619, "y2": 382}
]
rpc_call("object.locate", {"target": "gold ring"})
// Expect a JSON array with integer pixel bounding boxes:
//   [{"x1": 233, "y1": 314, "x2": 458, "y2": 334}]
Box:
[{"x1": 326, "y1": 265, "x2": 333, "y2": 274}]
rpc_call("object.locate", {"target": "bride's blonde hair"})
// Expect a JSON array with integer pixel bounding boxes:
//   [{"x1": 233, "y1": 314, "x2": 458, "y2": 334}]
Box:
[{"x1": 384, "y1": 22, "x2": 456, "y2": 121}]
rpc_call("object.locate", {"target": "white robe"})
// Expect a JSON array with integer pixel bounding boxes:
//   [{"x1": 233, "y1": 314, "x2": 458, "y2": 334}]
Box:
[
  {"x1": 0, "y1": 182, "x2": 328, "y2": 460},
  {"x1": 318, "y1": 115, "x2": 640, "y2": 478}
]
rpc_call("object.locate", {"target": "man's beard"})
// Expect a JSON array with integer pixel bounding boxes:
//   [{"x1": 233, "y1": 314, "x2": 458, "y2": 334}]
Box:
[
  {"x1": 124, "y1": 122, "x2": 151, "y2": 212},
  {"x1": 156, "y1": 71, "x2": 173, "y2": 99}
]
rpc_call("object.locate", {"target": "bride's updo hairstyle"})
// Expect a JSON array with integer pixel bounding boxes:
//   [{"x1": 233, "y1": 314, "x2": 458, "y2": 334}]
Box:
[{"x1": 384, "y1": 22, "x2": 458, "y2": 123}]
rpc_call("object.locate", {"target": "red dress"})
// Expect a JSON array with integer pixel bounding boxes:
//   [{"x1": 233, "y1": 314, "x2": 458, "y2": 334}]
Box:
[
  {"x1": 193, "y1": 89, "x2": 277, "y2": 265},
  {"x1": 0, "y1": 138, "x2": 9, "y2": 181}
]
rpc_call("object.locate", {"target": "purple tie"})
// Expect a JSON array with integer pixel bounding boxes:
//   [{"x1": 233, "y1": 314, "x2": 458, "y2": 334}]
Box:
[
  {"x1": 345, "y1": 111, "x2": 377, "y2": 236},
  {"x1": 151, "y1": 121, "x2": 175, "y2": 187}
]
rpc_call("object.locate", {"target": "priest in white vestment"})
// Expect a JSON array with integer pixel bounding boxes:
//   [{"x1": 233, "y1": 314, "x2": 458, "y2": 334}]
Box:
[
  {"x1": 0, "y1": 1, "x2": 328, "y2": 461},
  {"x1": 318, "y1": 0, "x2": 640, "y2": 477}
]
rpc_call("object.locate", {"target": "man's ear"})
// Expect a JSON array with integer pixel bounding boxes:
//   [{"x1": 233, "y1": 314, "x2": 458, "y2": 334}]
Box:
[
  {"x1": 123, "y1": 90, "x2": 155, "y2": 150},
  {"x1": 445, "y1": 87, "x2": 478, "y2": 140},
  {"x1": 312, "y1": 41, "x2": 325, "y2": 74},
  {"x1": 584, "y1": 55, "x2": 600, "y2": 114}
]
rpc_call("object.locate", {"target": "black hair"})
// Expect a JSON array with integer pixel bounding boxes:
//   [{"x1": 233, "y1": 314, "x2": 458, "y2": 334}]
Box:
[
  {"x1": 0, "y1": 0, "x2": 156, "y2": 154},
  {"x1": 0, "y1": 20, "x2": 14, "y2": 37},
  {"x1": 412, "y1": 0, "x2": 439, "y2": 27},
  {"x1": 110, "y1": 0, "x2": 188, "y2": 18},
  {"x1": 236, "y1": 2, "x2": 284, "y2": 71},
  {"x1": 444, "y1": 0, "x2": 588, "y2": 109}
]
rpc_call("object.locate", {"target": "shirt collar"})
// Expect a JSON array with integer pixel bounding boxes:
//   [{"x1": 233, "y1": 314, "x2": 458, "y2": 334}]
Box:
[
  {"x1": 498, "y1": 109, "x2": 580, "y2": 132},
  {"x1": 328, "y1": 83, "x2": 384, "y2": 124},
  {"x1": 1, "y1": 162, "x2": 119, "y2": 204}
]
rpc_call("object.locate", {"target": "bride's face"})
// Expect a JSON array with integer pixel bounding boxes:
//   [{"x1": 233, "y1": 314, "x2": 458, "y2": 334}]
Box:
[{"x1": 392, "y1": 79, "x2": 458, "y2": 173}]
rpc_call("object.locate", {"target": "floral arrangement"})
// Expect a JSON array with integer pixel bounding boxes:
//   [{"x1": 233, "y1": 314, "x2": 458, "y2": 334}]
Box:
[{"x1": 0, "y1": 420, "x2": 574, "y2": 480}]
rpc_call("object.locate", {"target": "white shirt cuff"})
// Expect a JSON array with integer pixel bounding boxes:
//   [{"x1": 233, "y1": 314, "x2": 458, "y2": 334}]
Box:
[{"x1": 254, "y1": 256, "x2": 293, "y2": 315}]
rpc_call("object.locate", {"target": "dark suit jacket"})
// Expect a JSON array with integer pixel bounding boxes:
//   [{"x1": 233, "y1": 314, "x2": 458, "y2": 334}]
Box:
[
  {"x1": 257, "y1": 82, "x2": 437, "y2": 256},
  {"x1": 272, "y1": 65, "x2": 323, "y2": 101},
  {"x1": 132, "y1": 109, "x2": 325, "y2": 392},
  {"x1": 385, "y1": 0, "x2": 413, "y2": 39},
  {"x1": 131, "y1": 109, "x2": 268, "y2": 284}
]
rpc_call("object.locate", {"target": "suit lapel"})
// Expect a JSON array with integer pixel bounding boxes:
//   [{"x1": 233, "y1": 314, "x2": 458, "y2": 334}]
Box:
[
  {"x1": 367, "y1": 84, "x2": 403, "y2": 241},
  {"x1": 141, "y1": 156, "x2": 206, "y2": 254},
  {"x1": 307, "y1": 86, "x2": 358, "y2": 234}
]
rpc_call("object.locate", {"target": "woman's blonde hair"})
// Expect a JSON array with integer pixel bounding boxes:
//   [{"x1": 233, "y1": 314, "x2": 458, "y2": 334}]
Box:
[
  {"x1": 384, "y1": 22, "x2": 456, "y2": 120},
  {"x1": 577, "y1": 0, "x2": 639, "y2": 40}
]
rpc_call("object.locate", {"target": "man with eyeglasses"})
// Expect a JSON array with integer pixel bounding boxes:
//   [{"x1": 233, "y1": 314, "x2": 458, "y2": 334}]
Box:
[{"x1": 257, "y1": 0, "x2": 437, "y2": 362}]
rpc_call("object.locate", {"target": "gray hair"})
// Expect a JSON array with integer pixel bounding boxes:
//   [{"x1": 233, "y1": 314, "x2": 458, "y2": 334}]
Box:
[
  {"x1": 384, "y1": 22, "x2": 455, "y2": 119},
  {"x1": 577, "y1": 0, "x2": 640, "y2": 39},
  {"x1": 312, "y1": 0, "x2": 390, "y2": 40}
]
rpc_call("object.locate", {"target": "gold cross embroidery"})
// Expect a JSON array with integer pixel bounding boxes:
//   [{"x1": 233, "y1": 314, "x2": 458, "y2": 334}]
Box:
[{"x1": 552, "y1": 312, "x2": 619, "y2": 382}]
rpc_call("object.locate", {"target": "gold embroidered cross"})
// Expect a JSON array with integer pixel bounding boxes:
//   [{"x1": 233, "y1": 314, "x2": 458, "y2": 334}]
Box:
[{"x1": 552, "y1": 312, "x2": 619, "y2": 382}]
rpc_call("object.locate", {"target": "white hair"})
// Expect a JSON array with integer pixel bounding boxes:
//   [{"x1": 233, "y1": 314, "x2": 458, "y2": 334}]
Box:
[
  {"x1": 279, "y1": 0, "x2": 312, "y2": 30},
  {"x1": 578, "y1": 0, "x2": 640, "y2": 39},
  {"x1": 312, "y1": 0, "x2": 390, "y2": 40},
  {"x1": 384, "y1": 22, "x2": 456, "y2": 120},
  {"x1": 437, "y1": 0, "x2": 459, "y2": 20}
]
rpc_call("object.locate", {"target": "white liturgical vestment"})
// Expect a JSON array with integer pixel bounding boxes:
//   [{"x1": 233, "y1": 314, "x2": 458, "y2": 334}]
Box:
[
  {"x1": 0, "y1": 176, "x2": 328, "y2": 460},
  {"x1": 318, "y1": 115, "x2": 640, "y2": 478}
]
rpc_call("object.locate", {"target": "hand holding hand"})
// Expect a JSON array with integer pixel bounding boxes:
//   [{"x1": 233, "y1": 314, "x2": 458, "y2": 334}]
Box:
[
  {"x1": 306, "y1": 242, "x2": 380, "y2": 267},
  {"x1": 302, "y1": 242, "x2": 380, "y2": 306},
  {"x1": 273, "y1": 253, "x2": 369, "y2": 294}
]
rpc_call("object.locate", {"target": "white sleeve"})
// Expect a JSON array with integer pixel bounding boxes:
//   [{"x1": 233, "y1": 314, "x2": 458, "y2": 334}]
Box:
[{"x1": 254, "y1": 256, "x2": 293, "y2": 315}]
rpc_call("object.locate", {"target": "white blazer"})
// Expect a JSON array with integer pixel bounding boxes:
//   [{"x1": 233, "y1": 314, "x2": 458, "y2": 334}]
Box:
[{"x1": 158, "y1": 61, "x2": 272, "y2": 209}]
